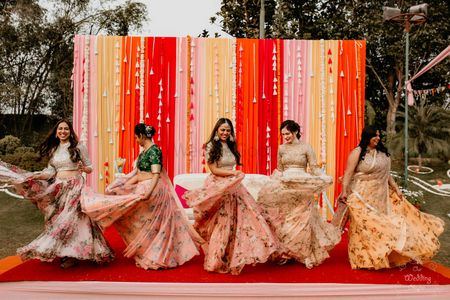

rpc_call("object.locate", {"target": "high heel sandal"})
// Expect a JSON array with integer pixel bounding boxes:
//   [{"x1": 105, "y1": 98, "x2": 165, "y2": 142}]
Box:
[{"x1": 60, "y1": 257, "x2": 79, "y2": 269}]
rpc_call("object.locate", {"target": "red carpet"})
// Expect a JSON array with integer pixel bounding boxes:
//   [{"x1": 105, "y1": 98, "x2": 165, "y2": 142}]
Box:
[{"x1": 1, "y1": 227, "x2": 449, "y2": 285}]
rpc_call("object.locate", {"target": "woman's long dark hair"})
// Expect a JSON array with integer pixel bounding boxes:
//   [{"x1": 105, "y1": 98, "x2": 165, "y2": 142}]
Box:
[
  {"x1": 357, "y1": 125, "x2": 390, "y2": 162},
  {"x1": 39, "y1": 119, "x2": 81, "y2": 163},
  {"x1": 206, "y1": 118, "x2": 241, "y2": 165},
  {"x1": 280, "y1": 120, "x2": 301, "y2": 139}
]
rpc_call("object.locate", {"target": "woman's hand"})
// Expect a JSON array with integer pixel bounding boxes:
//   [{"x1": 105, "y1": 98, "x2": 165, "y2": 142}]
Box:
[
  {"x1": 233, "y1": 170, "x2": 243, "y2": 176},
  {"x1": 338, "y1": 191, "x2": 348, "y2": 204},
  {"x1": 140, "y1": 192, "x2": 151, "y2": 200},
  {"x1": 77, "y1": 161, "x2": 87, "y2": 173},
  {"x1": 29, "y1": 172, "x2": 45, "y2": 180},
  {"x1": 395, "y1": 186, "x2": 403, "y2": 198}
]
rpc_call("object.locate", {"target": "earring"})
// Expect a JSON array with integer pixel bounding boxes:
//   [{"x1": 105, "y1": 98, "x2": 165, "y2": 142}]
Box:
[
  {"x1": 229, "y1": 135, "x2": 235, "y2": 142},
  {"x1": 213, "y1": 133, "x2": 219, "y2": 141}
]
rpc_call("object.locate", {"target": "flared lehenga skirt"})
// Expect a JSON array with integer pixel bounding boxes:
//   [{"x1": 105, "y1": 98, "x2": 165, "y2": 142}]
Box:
[
  {"x1": 258, "y1": 172, "x2": 341, "y2": 268},
  {"x1": 347, "y1": 180, "x2": 444, "y2": 270},
  {"x1": 183, "y1": 173, "x2": 279, "y2": 275},
  {"x1": 0, "y1": 161, "x2": 114, "y2": 263},
  {"x1": 81, "y1": 173, "x2": 203, "y2": 270}
]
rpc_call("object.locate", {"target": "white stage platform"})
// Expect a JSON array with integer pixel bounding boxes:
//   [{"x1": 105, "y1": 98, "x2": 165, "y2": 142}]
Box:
[{"x1": 1, "y1": 281, "x2": 450, "y2": 299}]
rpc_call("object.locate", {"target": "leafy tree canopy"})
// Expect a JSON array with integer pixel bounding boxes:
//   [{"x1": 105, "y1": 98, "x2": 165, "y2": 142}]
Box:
[
  {"x1": 212, "y1": 0, "x2": 449, "y2": 134},
  {"x1": 0, "y1": 0, "x2": 148, "y2": 136}
]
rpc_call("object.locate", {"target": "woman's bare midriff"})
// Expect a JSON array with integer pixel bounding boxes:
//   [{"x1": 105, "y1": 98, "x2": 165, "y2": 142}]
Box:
[
  {"x1": 136, "y1": 171, "x2": 155, "y2": 182},
  {"x1": 56, "y1": 170, "x2": 81, "y2": 179}
]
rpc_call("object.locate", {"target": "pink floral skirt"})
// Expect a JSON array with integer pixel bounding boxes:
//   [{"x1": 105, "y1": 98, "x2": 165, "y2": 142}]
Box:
[
  {"x1": 0, "y1": 161, "x2": 114, "y2": 263},
  {"x1": 183, "y1": 173, "x2": 279, "y2": 275},
  {"x1": 81, "y1": 172, "x2": 203, "y2": 270}
]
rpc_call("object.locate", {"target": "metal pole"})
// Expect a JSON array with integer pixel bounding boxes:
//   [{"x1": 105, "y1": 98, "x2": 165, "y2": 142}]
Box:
[
  {"x1": 259, "y1": 0, "x2": 265, "y2": 39},
  {"x1": 404, "y1": 29, "x2": 409, "y2": 186}
]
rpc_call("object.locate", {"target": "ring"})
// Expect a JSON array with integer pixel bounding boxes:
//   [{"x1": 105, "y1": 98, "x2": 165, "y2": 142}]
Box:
[{"x1": 407, "y1": 165, "x2": 433, "y2": 175}]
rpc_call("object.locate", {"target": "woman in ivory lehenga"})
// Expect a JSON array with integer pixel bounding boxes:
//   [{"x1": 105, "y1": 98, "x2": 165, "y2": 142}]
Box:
[
  {"x1": 336, "y1": 126, "x2": 444, "y2": 269},
  {"x1": 257, "y1": 120, "x2": 341, "y2": 268},
  {"x1": 0, "y1": 119, "x2": 114, "y2": 269},
  {"x1": 81, "y1": 123, "x2": 204, "y2": 270},
  {"x1": 183, "y1": 118, "x2": 279, "y2": 275}
]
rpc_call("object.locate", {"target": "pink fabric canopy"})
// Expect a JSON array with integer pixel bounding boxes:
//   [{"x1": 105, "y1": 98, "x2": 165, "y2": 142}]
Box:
[{"x1": 407, "y1": 45, "x2": 450, "y2": 105}]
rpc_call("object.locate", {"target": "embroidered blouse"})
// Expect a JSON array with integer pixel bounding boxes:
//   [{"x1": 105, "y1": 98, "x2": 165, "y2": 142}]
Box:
[
  {"x1": 205, "y1": 142, "x2": 236, "y2": 170},
  {"x1": 42, "y1": 143, "x2": 92, "y2": 177},
  {"x1": 276, "y1": 141, "x2": 322, "y2": 175},
  {"x1": 137, "y1": 144, "x2": 162, "y2": 173}
]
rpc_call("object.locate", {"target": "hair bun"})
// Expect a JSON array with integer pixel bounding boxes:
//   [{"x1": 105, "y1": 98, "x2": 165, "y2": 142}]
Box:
[{"x1": 145, "y1": 125, "x2": 156, "y2": 138}]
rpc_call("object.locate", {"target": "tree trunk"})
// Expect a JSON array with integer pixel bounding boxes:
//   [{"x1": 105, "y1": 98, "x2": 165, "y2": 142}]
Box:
[
  {"x1": 386, "y1": 67, "x2": 404, "y2": 136},
  {"x1": 386, "y1": 97, "x2": 397, "y2": 135}
]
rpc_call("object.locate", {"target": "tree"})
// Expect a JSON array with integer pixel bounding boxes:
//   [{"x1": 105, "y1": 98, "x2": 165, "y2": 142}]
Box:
[
  {"x1": 0, "y1": 0, "x2": 148, "y2": 136},
  {"x1": 392, "y1": 96, "x2": 450, "y2": 166},
  {"x1": 212, "y1": 0, "x2": 276, "y2": 38},
  {"x1": 212, "y1": 0, "x2": 450, "y2": 136}
]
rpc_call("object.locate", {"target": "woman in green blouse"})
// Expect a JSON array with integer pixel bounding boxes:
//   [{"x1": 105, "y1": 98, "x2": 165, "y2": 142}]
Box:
[{"x1": 82, "y1": 123, "x2": 203, "y2": 270}]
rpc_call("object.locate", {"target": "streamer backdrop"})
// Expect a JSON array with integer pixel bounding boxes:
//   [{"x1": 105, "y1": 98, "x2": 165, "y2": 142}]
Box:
[{"x1": 72, "y1": 36, "x2": 366, "y2": 219}]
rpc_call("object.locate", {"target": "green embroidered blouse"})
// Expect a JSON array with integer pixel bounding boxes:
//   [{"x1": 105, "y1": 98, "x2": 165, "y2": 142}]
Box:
[{"x1": 137, "y1": 144, "x2": 162, "y2": 172}]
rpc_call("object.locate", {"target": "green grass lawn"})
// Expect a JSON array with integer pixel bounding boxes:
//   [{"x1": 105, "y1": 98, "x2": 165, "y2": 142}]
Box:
[
  {"x1": 0, "y1": 192, "x2": 44, "y2": 258},
  {"x1": 391, "y1": 161, "x2": 450, "y2": 267}
]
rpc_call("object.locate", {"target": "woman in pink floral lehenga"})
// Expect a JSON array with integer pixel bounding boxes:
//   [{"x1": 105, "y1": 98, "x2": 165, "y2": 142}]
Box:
[
  {"x1": 81, "y1": 123, "x2": 203, "y2": 270},
  {"x1": 0, "y1": 119, "x2": 114, "y2": 269},
  {"x1": 183, "y1": 118, "x2": 279, "y2": 275}
]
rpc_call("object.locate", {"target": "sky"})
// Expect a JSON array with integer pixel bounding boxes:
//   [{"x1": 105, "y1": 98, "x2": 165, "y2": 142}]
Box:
[
  {"x1": 132, "y1": 0, "x2": 230, "y2": 37},
  {"x1": 40, "y1": 0, "x2": 230, "y2": 37}
]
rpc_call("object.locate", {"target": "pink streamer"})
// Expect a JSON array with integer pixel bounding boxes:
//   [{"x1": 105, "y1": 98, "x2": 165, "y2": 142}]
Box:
[
  {"x1": 88, "y1": 36, "x2": 99, "y2": 190},
  {"x1": 281, "y1": 40, "x2": 309, "y2": 141},
  {"x1": 407, "y1": 45, "x2": 450, "y2": 106},
  {"x1": 174, "y1": 37, "x2": 188, "y2": 175},
  {"x1": 72, "y1": 35, "x2": 84, "y2": 137}
]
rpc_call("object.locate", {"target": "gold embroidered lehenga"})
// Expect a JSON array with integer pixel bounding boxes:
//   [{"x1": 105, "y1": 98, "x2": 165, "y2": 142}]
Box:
[{"x1": 257, "y1": 141, "x2": 341, "y2": 268}]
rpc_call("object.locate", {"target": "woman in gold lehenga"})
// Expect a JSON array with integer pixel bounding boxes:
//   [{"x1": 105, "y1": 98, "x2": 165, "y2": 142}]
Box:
[
  {"x1": 257, "y1": 120, "x2": 341, "y2": 268},
  {"x1": 338, "y1": 126, "x2": 444, "y2": 269}
]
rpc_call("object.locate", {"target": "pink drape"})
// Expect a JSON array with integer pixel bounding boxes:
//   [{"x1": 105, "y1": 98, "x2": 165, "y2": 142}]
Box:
[
  {"x1": 282, "y1": 40, "x2": 309, "y2": 141},
  {"x1": 407, "y1": 45, "x2": 450, "y2": 105}
]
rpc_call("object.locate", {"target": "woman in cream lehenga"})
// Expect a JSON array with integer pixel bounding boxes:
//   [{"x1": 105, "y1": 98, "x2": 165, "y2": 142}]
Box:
[
  {"x1": 183, "y1": 118, "x2": 279, "y2": 275},
  {"x1": 338, "y1": 125, "x2": 444, "y2": 269},
  {"x1": 81, "y1": 123, "x2": 203, "y2": 270},
  {"x1": 257, "y1": 120, "x2": 341, "y2": 268}
]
